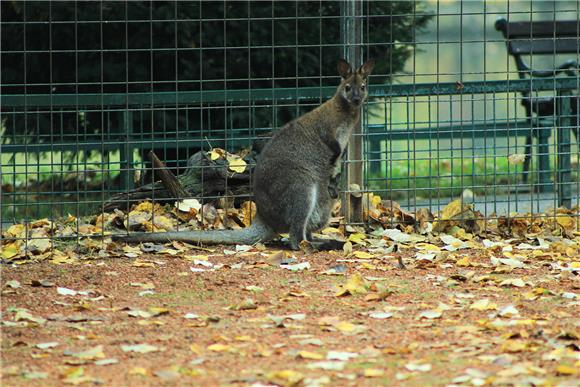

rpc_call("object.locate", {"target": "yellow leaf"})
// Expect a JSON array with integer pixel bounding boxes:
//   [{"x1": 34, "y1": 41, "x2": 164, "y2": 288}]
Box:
[
  {"x1": 336, "y1": 272, "x2": 368, "y2": 297},
  {"x1": 4, "y1": 224, "x2": 26, "y2": 238},
  {"x1": 148, "y1": 307, "x2": 170, "y2": 316},
  {"x1": 297, "y1": 350, "x2": 324, "y2": 360},
  {"x1": 1, "y1": 241, "x2": 22, "y2": 259},
  {"x1": 234, "y1": 335, "x2": 253, "y2": 342},
  {"x1": 241, "y1": 201, "x2": 256, "y2": 227},
  {"x1": 128, "y1": 367, "x2": 148, "y2": 376},
  {"x1": 209, "y1": 148, "x2": 225, "y2": 160},
  {"x1": 555, "y1": 365, "x2": 577, "y2": 375},
  {"x1": 207, "y1": 343, "x2": 232, "y2": 352},
  {"x1": 152, "y1": 215, "x2": 175, "y2": 232},
  {"x1": 335, "y1": 321, "x2": 358, "y2": 333},
  {"x1": 348, "y1": 233, "x2": 367, "y2": 246},
  {"x1": 556, "y1": 215, "x2": 575, "y2": 230},
  {"x1": 266, "y1": 370, "x2": 304, "y2": 387},
  {"x1": 132, "y1": 201, "x2": 156, "y2": 213},
  {"x1": 227, "y1": 156, "x2": 247, "y2": 173},
  {"x1": 570, "y1": 262, "x2": 580, "y2": 269},
  {"x1": 371, "y1": 194, "x2": 382, "y2": 208},
  {"x1": 333, "y1": 321, "x2": 367, "y2": 335},
  {"x1": 321, "y1": 227, "x2": 341, "y2": 235},
  {"x1": 501, "y1": 340, "x2": 527, "y2": 353},
  {"x1": 456, "y1": 257, "x2": 470, "y2": 267},
  {"x1": 132, "y1": 259, "x2": 155, "y2": 268},
  {"x1": 364, "y1": 368, "x2": 385, "y2": 377},
  {"x1": 499, "y1": 278, "x2": 526, "y2": 288},
  {"x1": 190, "y1": 344, "x2": 202, "y2": 355},
  {"x1": 71, "y1": 345, "x2": 105, "y2": 360},
  {"x1": 470, "y1": 299, "x2": 498, "y2": 311},
  {"x1": 415, "y1": 243, "x2": 441, "y2": 252},
  {"x1": 61, "y1": 367, "x2": 84, "y2": 379},
  {"x1": 343, "y1": 241, "x2": 353, "y2": 255},
  {"x1": 352, "y1": 251, "x2": 375, "y2": 259},
  {"x1": 440, "y1": 199, "x2": 463, "y2": 220}
]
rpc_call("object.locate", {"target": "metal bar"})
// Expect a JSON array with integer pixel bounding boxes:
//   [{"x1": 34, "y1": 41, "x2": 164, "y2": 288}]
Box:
[
  {"x1": 342, "y1": 0, "x2": 363, "y2": 224},
  {"x1": 557, "y1": 91, "x2": 572, "y2": 208},
  {"x1": 120, "y1": 111, "x2": 135, "y2": 192},
  {"x1": 3, "y1": 78, "x2": 577, "y2": 108}
]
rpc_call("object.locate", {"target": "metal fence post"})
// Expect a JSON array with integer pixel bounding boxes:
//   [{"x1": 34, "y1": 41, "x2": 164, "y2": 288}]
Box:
[
  {"x1": 120, "y1": 110, "x2": 135, "y2": 192},
  {"x1": 341, "y1": 0, "x2": 364, "y2": 224},
  {"x1": 557, "y1": 91, "x2": 572, "y2": 208}
]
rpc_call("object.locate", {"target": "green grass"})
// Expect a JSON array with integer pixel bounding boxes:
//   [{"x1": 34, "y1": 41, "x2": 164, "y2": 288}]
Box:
[{"x1": 0, "y1": 150, "x2": 132, "y2": 185}]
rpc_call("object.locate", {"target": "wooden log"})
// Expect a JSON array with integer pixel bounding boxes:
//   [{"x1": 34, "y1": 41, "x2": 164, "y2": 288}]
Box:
[{"x1": 103, "y1": 150, "x2": 257, "y2": 212}]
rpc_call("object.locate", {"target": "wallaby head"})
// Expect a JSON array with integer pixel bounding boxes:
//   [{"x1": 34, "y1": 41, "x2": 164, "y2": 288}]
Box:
[{"x1": 336, "y1": 58, "x2": 375, "y2": 107}]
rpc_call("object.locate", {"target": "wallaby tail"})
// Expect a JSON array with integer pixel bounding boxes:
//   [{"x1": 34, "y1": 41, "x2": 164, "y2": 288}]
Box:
[{"x1": 113, "y1": 218, "x2": 276, "y2": 246}]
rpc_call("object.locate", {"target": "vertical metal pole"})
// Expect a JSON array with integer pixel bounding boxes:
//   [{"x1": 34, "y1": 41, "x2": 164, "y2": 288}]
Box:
[
  {"x1": 121, "y1": 111, "x2": 135, "y2": 192},
  {"x1": 341, "y1": 0, "x2": 364, "y2": 223},
  {"x1": 557, "y1": 91, "x2": 572, "y2": 208}
]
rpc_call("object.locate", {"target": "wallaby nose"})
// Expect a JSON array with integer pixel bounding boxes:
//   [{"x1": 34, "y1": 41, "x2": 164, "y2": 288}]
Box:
[{"x1": 352, "y1": 96, "x2": 362, "y2": 104}]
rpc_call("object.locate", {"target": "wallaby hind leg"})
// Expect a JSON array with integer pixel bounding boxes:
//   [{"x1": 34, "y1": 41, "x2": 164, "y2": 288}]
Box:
[{"x1": 288, "y1": 185, "x2": 319, "y2": 250}]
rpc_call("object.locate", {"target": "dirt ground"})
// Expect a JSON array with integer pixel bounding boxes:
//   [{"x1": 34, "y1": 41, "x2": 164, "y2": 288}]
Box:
[{"x1": 1, "y1": 243, "x2": 579, "y2": 386}]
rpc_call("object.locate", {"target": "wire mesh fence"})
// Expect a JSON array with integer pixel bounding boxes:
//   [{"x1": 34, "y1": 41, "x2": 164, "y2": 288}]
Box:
[{"x1": 1, "y1": 1, "x2": 579, "y2": 251}]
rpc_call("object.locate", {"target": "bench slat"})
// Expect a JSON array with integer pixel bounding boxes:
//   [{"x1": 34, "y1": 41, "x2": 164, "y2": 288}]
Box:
[
  {"x1": 498, "y1": 20, "x2": 580, "y2": 38},
  {"x1": 508, "y1": 37, "x2": 580, "y2": 55}
]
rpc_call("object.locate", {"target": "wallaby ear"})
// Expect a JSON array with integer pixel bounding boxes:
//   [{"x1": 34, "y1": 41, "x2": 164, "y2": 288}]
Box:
[
  {"x1": 358, "y1": 59, "x2": 375, "y2": 79},
  {"x1": 337, "y1": 58, "x2": 352, "y2": 79}
]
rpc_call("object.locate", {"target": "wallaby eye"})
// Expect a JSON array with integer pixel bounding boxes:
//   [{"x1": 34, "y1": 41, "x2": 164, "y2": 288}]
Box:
[
  {"x1": 361, "y1": 84, "x2": 366, "y2": 91},
  {"x1": 345, "y1": 84, "x2": 351, "y2": 92}
]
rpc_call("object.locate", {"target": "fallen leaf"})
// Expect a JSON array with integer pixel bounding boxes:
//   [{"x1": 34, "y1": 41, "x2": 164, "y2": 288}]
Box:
[
  {"x1": 380, "y1": 229, "x2": 424, "y2": 243},
  {"x1": 297, "y1": 351, "x2": 324, "y2": 360},
  {"x1": 405, "y1": 362, "x2": 432, "y2": 372},
  {"x1": 369, "y1": 312, "x2": 393, "y2": 319},
  {"x1": 227, "y1": 156, "x2": 247, "y2": 174},
  {"x1": 335, "y1": 272, "x2": 368, "y2": 297},
  {"x1": 266, "y1": 370, "x2": 304, "y2": 386},
  {"x1": 364, "y1": 368, "x2": 385, "y2": 377},
  {"x1": 352, "y1": 251, "x2": 375, "y2": 259},
  {"x1": 282, "y1": 262, "x2": 311, "y2": 271},
  {"x1": 128, "y1": 367, "x2": 148, "y2": 376},
  {"x1": 36, "y1": 342, "x2": 59, "y2": 350},
  {"x1": 22, "y1": 371, "x2": 48, "y2": 380},
  {"x1": 94, "y1": 358, "x2": 119, "y2": 366},
  {"x1": 499, "y1": 278, "x2": 527, "y2": 288},
  {"x1": 419, "y1": 310, "x2": 442, "y2": 320},
  {"x1": 501, "y1": 340, "x2": 527, "y2": 353},
  {"x1": 470, "y1": 299, "x2": 498, "y2": 311},
  {"x1": 64, "y1": 345, "x2": 105, "y2": 360},
  {"x1": 232, "y1": 298, "x2": 257, "y2": 311},
  {"x1": 14, "y1": 310, "x2": 46, "y2": 325},
  {"x1": 57, "y1": 287, "x2": 78, "y2": 296},
  {"x1": 207, "y1": 343, "x2": 233, "y2": 352},
  {"x1": 555, "y1": 364, "x2": 577, "y2": 376},
  {"x1": 307, "y1": 361, "x2": 345, "y2": 371},
  {"x1": 326, "y1": 351, "x2": 358, "y2": 361},
  {"x1": 4, "y1": 279, "x2": 21, "y2": 291},
  {"x1": 498, "y1": 305, "x2": 519, "y2": 317},
  {"x1": 121, "y1": 344, "x2": 160, "y2": 354}
]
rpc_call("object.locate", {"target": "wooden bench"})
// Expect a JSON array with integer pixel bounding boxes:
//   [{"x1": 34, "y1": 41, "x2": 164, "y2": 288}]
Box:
[{"x1": 495, "y1": 17, "x2": 579, "y2": 195}]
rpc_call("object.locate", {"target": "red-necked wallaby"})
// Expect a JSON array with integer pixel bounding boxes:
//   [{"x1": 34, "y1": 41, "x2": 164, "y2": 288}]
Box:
[{"x1": 117, "y1": 58, "x2": 374, "y2": 250}]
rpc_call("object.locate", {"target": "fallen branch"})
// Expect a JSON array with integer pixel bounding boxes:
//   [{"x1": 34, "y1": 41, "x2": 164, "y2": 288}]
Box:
[{"x1": 147, "y1": 151, "x2": 189, "y2": 200}]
